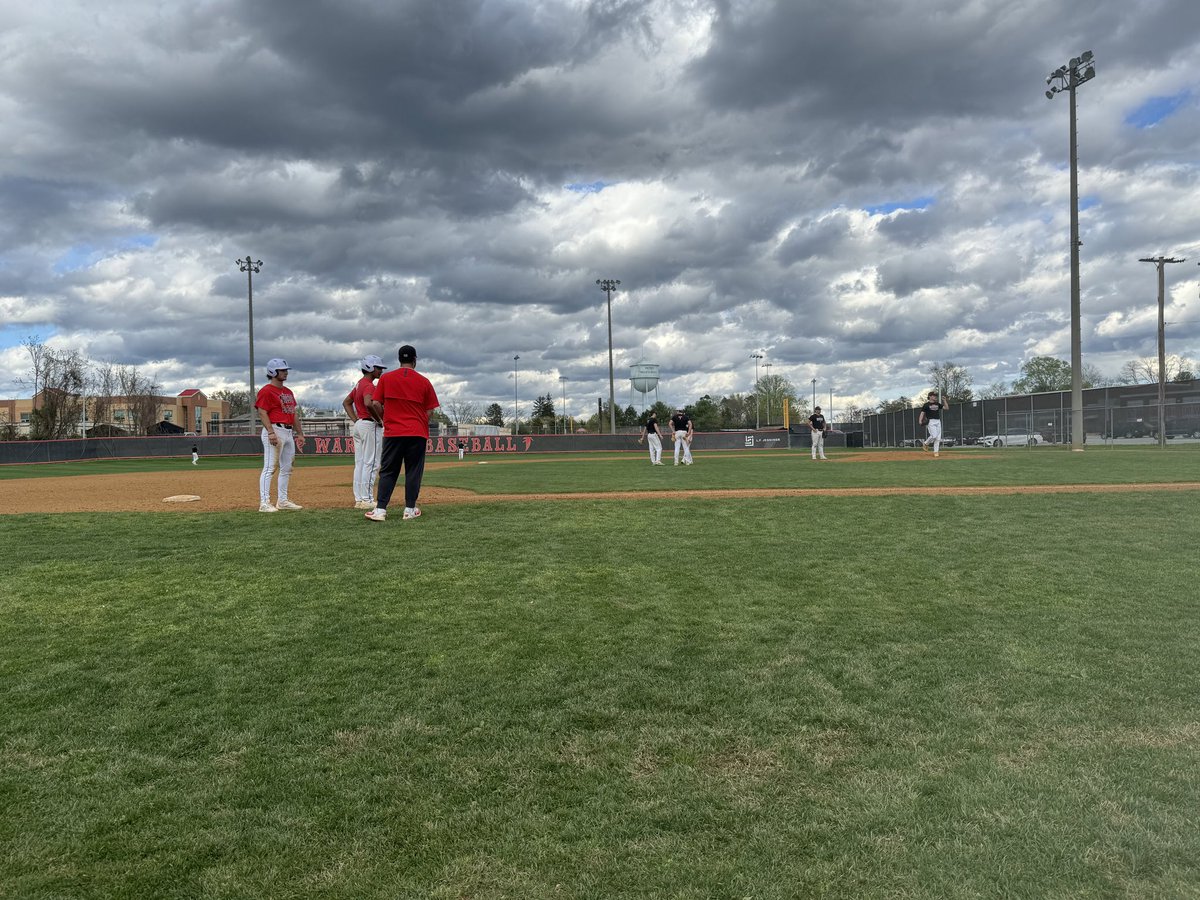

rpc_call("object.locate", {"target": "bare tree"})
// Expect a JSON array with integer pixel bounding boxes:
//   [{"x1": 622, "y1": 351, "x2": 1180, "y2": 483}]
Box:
[
  {"x1": 18, "y1": 339, "x2": 88, "y2": 439},
  {"x1": 117, "y1": 365, "x2": 163, "y2": 434},
  {"x1": 443, "y1": 397, "x2": 481, "y2": 426},
  {"x1": 1118, "y1": 355, "x2": 1194, "y2": 385},
  {"x1": 925, "y1": 361, "x2": 973, "y2": 401},
  {"x1": 88, "y1": 361, "x2": 121, "y2": 432},
  {"x1": 212, "y1": 388, "x2": 250, "y2": 419},
  {"x1": 977, "y1": 381, "x2": 1009, "y2": 400}
]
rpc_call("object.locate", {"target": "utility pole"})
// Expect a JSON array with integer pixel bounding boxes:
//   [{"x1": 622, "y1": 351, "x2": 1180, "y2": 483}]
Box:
[
  {"x1": 1046, "y1": 50, "x2": 1096, "y2": 451},
  {"x1": 1139, "y1": 256, "x2": 1185, "y2": 448},
  {"x1": 237, "y1": 257, "x2": 263, "y2": 434},
  {"x1": 763, "y1": 362, "x2": 772, "y2": 425},
  {"x1": 596, "y1": 280, "x2": 621, "y2": 433},
  {"x1": 513, "y1": 355, "x2": 520, "y2": 435},
  {"x1": 750, "y1": 353, "x2": 763, "y2": 428}
]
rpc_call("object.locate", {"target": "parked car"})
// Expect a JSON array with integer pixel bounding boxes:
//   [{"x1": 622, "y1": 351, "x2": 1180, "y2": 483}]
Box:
[{"x1": 977, "y1": 429, "x2": 1045, "y2": 448}]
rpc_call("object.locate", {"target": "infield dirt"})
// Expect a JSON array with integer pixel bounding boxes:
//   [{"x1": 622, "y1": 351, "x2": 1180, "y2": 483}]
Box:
[{"x1": 2, "y1": 452, "x2": 1199, "y2": 514}]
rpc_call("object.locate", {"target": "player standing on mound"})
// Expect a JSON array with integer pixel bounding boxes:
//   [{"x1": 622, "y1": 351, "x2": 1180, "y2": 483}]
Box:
[
  {"x1": 670, "y1": 407, "x2": 693, "y2": 466},
  {"x1": 365, "y1": 344, "x2": 440, "y2": 523},
  {"x1": 255, "y1": 358, "x2": 306, "y2": 512},
  {"x1": 918, "y1": 390, "x2": 949, "y2": 456},
  {"x1": 343, "y1": 354, "x2": 386, "y2": 509}
]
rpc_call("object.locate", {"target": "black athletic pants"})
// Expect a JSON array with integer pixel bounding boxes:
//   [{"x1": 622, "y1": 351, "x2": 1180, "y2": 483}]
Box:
[{"x1": 375, "y1": 436, "x2": 427, "y2": 510}]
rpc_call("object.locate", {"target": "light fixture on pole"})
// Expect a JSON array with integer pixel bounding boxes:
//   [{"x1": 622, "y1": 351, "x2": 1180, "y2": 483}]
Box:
[
  {"x1": 1139, "y1": 255, "x2": 1185, "y2": 449},
  {"x1": 513, "y1": 355, "x2": 520, "y2": 435},
  {"x1": 559, "y1": 375, "x2": 568, "y2": 434},
  {"x1": 596, "y1": 279, "x2": 621, "y2": 433},
  {"x1": 763, "y1": 362, "x2": 772, "y2": 425},
  {"x1": 237, "y1": 256, "x2": 263, "y2": 434},
  {"x1": 750, "y1": 352, "x2": 764, "y2": 428},
  {"x1": 1046, "y1": 49, "x2": 1096, "y2": 451}
]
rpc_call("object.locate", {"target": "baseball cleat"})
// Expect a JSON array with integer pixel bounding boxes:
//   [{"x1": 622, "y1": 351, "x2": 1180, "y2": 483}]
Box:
[
  {"x1": 276, "y1": 500, "x2": 303, "y2": 510},
  {"x1": 354, "y1": 500, "x2": 373, "y2": 509},
  {"x1": 259, "y1": 503, "x2": 279, "y2": 513},
  {"x1": 402, "y1": 507, "x2": 422, "y2": 520},
  {"x1": 364, "y1": 509, "x2": 387, "y2": 522}
]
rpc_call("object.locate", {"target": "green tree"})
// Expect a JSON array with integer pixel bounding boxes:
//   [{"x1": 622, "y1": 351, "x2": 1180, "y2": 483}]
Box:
[
  {"x1": 877, "y1": 396, "x2": 912, "y2": 413},
  {"x1": 1012, "y1": 356, "x2": 1072, "y2": 394},
  {"x1": 719, "y1": 393, "x2": 752, "y2": 429},
  {"x1": 688, "y1": 395, "x2": 722, "y2": 432},
  {"x1": 484, "y1": 403, "x2": 505, "y2": 427}
]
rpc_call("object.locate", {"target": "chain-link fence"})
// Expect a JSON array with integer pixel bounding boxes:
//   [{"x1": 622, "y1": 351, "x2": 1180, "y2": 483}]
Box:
[{"x1": 863, "y1": 382, "x2": 1200, "y2": 447}]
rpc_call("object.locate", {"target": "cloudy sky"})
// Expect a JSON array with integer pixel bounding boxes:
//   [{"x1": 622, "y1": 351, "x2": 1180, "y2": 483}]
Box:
[{"x1": 2, "y1": 0, "x2": 1199, "y2": 419}]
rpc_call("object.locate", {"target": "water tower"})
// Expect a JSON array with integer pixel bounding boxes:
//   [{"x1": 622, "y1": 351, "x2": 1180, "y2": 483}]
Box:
[{"x1": 629, "y1": 362, "x2": 660, "y2": 412}]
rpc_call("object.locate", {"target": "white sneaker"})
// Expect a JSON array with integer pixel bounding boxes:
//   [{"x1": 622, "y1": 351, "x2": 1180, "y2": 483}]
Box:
[
  {"x1": 403, "y1": 507, "x2": 422, "y2": 520},
  {"x1": 364, "y1": 508, "x2": 387, "y2": 522},
  {"x1": 277, "y1": 499, "x2": 303, "y2": 510},
  {"x1": 259, "y1": 503, "x2": 278, "y2": 513},
  {"x1": 354, "y1": 500, "x2": 373, "y2": 510}
]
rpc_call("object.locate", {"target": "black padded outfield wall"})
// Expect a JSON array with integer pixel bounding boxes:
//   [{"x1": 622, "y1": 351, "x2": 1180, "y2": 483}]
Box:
[{"x1": 0, "y1": 430, "x2": 837, "y2": 465}]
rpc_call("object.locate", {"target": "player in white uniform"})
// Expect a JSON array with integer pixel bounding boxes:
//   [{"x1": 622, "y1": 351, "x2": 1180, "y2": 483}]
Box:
[
  {"x1": 808, "y1": 406, "x2": 828, "y2": 460},
  {"x1": 342, "y1": 355, "x2": 386, "y2": 509},
  {"x1": 918, "y1": 391, "x2": 950, "y2": 456}
]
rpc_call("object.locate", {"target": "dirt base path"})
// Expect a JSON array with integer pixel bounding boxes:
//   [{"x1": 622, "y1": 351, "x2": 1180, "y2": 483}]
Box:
[{"x1": 3, "y1": 456, "x2": 1200, "y2": 515}]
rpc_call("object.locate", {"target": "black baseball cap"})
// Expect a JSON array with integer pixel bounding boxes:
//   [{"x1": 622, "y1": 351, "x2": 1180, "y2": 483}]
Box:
[{"x1": 398, "y1": 345, "x2": 417, "y2": 363}]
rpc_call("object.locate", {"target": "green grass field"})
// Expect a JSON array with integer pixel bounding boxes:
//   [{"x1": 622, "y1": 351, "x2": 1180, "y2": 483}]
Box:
[{"x1": 2, "y1": 449, "x2": 1198, "y2": 898}]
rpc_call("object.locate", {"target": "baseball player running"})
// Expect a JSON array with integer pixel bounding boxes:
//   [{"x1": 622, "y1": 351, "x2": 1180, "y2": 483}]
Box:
[{"x1": 343, "y1": 354, "x2": 386, "y2": 509}]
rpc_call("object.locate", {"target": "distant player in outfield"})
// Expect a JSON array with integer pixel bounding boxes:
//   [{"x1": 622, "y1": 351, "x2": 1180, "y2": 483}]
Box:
[
  {"x1": 365, "y1": 344, "x2": 440, "y2": 523},
  {"x1": 191, "y1": 444, "x2": 199, "y2": 465},
  {"x1": 670, "y1": 407, "x2": 694, "y2": 466},
  {"x1": 918, "y1": 390, "x2": 949, "y2": 456},
  {"x1": 343, "y1": 354, "x2": 386, "y2": 510},
  {"x1": 808, "y1": 405, "x2": 828, "y2": 460},
  {"x1": 255, "y1": 358, "x2": 306, "y2": 512},
  {"x1": 638, "y1": 413, "x2": 665, "y2": 465},
  {"x1": 457, "y1": 439, "x2": 467, "y2": 461}
]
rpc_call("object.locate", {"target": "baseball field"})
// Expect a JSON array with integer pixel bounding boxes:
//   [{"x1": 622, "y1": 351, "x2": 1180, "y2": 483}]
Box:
[{"x1": 2, "y1": 446, "x2": 1198, "y2": 898}]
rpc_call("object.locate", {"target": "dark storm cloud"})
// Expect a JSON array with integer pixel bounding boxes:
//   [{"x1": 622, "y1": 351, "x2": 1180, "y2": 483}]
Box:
[{"x1": 2, "y1": 0, "x2": 1199, "y2": 412}]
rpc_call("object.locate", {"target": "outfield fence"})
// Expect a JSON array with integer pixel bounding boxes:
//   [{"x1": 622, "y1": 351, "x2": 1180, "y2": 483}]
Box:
[
  {"x1": 0, "y1": 428, "x2": 840, "y2": 465},
  {"x1": 863, "y1": 381, "x2": 1200, "y2": 447}
]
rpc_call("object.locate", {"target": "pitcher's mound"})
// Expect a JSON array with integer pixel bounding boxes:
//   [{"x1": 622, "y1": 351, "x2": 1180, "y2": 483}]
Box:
[{"x1": 163, "y1": 494, "x2": 202, "y2": 503}]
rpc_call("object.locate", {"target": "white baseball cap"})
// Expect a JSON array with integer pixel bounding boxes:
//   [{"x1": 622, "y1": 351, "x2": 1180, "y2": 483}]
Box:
[
  {"x1": 360, "y1": 354, "x2": 386, "y2": 372},
  {"x1": 265, "y1": 358, "x2": 289, "y2": 376}
]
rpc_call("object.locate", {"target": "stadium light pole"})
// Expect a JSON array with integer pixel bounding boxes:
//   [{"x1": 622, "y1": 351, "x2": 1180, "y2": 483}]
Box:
[
  {"x1": 513, "y1": 355, "x2": 520, "y2": 435},
  {"x1": 811, "y1": 377, "x2": 817, "y2": 412},
  {"x1": 596, "y1": 279, "x2": 620, "y2": 433},
  {"x1": 237, "y1": 256, "x2": 263, "y2": 434},
  {"x1": 1139, "y1": 256, "x2": 1186, "y2": 449},
  {"x1": 763, "y1": 362, "x2": 772, "y2": 425},
  {"x1": 750, "y1": 353, "x2": 763, "y2": 428},
  {"x1": 1046, "y1": 50, "x2": 1096, "y2": 451},
  {"x1": 559, "y1": 375, "x2": 567, "y2": 434}
]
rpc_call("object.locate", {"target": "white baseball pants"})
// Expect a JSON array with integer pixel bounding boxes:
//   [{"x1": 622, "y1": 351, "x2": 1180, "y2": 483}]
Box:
[
  {"x1": 352, "y1": 419, "x2": 383, "y2": 502},
  {"x1": 673, "y1": 431, "x2": 693, "y2": 464},
  {"x1": 646, "y1": 433, "x2": 662, "y2": 464},
  {"x1": 924, "y1": 419, "x2": 943, "y2": 453},
  {"x1": 811, "y1": 431, "x2": 826, "y2": 459},
  {"x1": 260, "y1": 425, "x2": 296, "y2": 505}
]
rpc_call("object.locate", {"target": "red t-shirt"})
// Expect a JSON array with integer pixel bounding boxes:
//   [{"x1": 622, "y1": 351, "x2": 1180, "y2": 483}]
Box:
[
  {"x1": 374, "y1": 367, "x2": 439, "y2": 438},
  {"x1": 255, "y1": 383, "x2": 297, "y2": 425},
  {"x1": 352, "y1": 375, "x2": 377, "y2": 419}
]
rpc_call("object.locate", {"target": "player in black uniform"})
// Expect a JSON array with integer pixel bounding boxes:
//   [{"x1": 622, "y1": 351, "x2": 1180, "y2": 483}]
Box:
[
  {"x1": 918, "y1": 390, "x2": 950, "y2": 456},
  {"x1": 638, "y1": 413, "x2": 665, "y2": 465},
  {"x1": 808, "y1": 406, "x2": 828, "y2": 460},
  {"x1": 669, "y1": 408, "x2": 693, "y2": 465}
]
